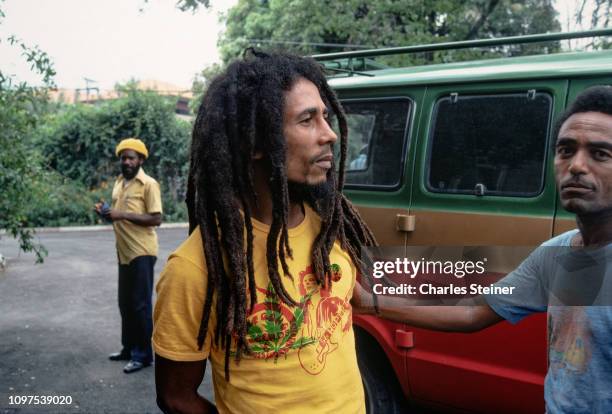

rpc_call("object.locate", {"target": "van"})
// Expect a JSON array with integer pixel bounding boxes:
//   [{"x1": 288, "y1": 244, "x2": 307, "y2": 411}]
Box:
[{"x1": 315, "y1": 29, "x2": 612, "y2": 413}]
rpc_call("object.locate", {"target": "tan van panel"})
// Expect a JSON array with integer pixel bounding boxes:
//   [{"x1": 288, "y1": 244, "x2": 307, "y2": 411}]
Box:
[
  {"x1": 354, "y1": 205, "x2": 409, "y2": 246},
  {"x1": 405, "y1": 210, "x2": 552, "y2": 246}
]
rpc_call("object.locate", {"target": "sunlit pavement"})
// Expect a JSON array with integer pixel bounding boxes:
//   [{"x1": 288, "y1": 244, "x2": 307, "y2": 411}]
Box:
[{"x1": 0, "y1": 228, "x2": 213, "y2": 414}]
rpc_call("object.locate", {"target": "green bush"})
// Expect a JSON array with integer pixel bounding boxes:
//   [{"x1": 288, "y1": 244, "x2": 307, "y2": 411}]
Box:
[
  {"x1": 24, "y1": 170, "x2": 110, "y2": 227},
  {"x1": 35, "y1": 86, "x2": 191, "y2": 224},
  {"x1": 0, "y1": 83, "x2": 52, "y2": 261}
]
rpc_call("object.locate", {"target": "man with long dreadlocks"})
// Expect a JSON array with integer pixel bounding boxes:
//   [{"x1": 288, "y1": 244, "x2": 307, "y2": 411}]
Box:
[{"x1": 152, "y1": 50, "x2": 377, "y2": 413}]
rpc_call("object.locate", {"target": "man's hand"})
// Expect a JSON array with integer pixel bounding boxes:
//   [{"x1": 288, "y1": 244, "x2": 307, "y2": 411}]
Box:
[{"x1": 94, "y1": 202, "x2": 113, "y2": 223}]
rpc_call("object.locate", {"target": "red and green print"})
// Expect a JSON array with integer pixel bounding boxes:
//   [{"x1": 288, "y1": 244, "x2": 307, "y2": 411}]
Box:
[{"x1": 244, "y1": 282, "x2": 316, "y2": 361}]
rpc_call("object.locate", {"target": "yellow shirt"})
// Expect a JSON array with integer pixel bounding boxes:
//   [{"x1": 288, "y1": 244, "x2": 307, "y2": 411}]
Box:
[
  {"x1": 153, "y1": 206, "x2": 365, "y2": 414},
  {"x1": 111, "y1": 168, "x2": 162, "y2": 265}
]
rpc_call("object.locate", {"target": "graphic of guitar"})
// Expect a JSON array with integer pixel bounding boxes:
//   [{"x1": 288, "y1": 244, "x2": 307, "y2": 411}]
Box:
[{"x1": 298, "y1": 303, "x2": 347, "y2": 375}]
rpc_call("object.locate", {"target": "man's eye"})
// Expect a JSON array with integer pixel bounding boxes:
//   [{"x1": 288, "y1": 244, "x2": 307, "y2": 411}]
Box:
[
  {"x1": 556, "y1": 146, "x2": 573, "y2": 157},
  {"x1": 300, "y1": 118, "x2": 312, "y2": 124},
  {"x1": 593, "y1": 149, "x2": 611, "y2": 161}
]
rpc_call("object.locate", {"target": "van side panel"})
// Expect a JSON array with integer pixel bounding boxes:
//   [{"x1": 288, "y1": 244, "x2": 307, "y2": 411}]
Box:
[
  {"x1": 331, "y1": 51, "x2": 612, "y2": 413},
  {"x1": 402, "y1": 80, "x2": 568, "y2": 412}
]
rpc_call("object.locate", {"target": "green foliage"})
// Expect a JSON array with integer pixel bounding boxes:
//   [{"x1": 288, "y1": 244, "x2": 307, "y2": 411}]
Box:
[
  {"x1": 141, "y1": 0, "x2": 210, "y2": 12},
  {"x1": 574, "y1": 0, "x2": 611, "y2": 50},
  {"x1": 218, "y1": 0, "x2": 561, "y2": 66},
  {"x1": 175, "y1": 0, "x2": 210, "y2": 12},
  {"x1": 576, "y1": 0, "x2": 611, "y2": 31},
  {"x1": 0, "y1": 1, "x2": 56, "y2": 261},
  {"x1": 25, "y1": 170, "x2": 106, "y2": 228},
  {"x1": 37, "y1": 86, "x2": 192, "y2": 222}
]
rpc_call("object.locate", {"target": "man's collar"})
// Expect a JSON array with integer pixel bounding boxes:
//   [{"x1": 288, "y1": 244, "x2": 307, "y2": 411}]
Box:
[
  {"x1": 134, "y1": 167, "x2": 147, "y2": 184},
  {"x1": 118, "y1": 167, "x2": 147, "y2": 184}
]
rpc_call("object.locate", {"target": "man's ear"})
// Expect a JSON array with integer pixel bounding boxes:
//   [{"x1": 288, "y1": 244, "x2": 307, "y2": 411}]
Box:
[{"x1": 252, "y1": 151, "x2": 264, "y2": 160}]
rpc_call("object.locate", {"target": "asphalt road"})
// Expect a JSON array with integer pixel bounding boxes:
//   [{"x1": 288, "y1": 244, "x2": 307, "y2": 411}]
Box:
[{"x1": 0, "y1": 228, "x2": 214, "y2": 414}]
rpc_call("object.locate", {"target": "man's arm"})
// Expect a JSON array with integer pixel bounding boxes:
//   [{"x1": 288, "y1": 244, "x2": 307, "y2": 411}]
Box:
[
  {"x1": 351, "y1": 281, "x2": 503, "y2": 333},
  {"x1": 106, "y1": 210, "x2": 162, "y2": 226},
  {"x1": 155, "y1": 355, "x2": 217, "y2": 414}
]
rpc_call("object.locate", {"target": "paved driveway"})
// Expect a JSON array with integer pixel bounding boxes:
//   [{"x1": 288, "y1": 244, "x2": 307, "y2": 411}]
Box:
[{"x1": 0, "y1": 228, "x2": 213, "y2": 414}]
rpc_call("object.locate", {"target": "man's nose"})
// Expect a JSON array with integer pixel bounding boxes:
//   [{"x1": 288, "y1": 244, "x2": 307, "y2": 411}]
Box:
[
  {"x1": 568, "y1": 149, "x2": 589, "y2": 175},
  {"x1": 319, "y1": 118, "x2": 338, "y2": 145}
]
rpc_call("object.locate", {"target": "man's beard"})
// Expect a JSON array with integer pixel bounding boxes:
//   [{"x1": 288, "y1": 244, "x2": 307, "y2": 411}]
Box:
[
  {"x1": 287, "y1": 179, "x2": 335, "y2": 204},
  {"x1": 121, "y1": 164, "x2": 140, "y2": 180}
]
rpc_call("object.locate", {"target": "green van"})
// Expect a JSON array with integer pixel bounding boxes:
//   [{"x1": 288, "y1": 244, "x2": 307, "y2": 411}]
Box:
[{"x1": 315, "y1": 29, "x2": 612, "y2": 413}]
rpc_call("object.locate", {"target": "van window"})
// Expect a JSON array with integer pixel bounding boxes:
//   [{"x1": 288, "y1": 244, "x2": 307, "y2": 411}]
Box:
[
  {"x1": 427, "y1": 93, "x2": 552, "y2": 197},
  {"x1": 338, "y1": 99, "x2": 411, "y2": 188}
]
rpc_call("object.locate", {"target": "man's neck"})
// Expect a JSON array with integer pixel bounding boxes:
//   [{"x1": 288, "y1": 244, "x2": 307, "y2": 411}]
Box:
[
  {"x1": 250, "y1": 163, "x2": 305, "y2": 228},
  {"x1": 575, "y1": 210, "x2": 612, "y2": 246},
  {"x1": 251, "y1": 200, "x2": 305, "y2": 228},
  {"x1": 122, "y1": 173, "x2": 137, "y2": 188}
]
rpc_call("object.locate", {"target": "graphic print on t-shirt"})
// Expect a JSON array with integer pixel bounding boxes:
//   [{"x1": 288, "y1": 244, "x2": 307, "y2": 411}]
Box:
[
  {"x1": 242, "y1": 264, "x2": 352, "y2": 375},
  {"x1": 549, "y1": 307, "x2": 592, "y2": 373}
]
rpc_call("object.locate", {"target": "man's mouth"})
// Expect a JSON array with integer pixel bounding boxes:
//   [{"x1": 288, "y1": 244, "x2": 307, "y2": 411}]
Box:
[
  {"x1": 560, "y1": 180, "x2": 595, "y2": 196},
  {"x1": 314, "y1": 153, "x2": 333, "y2": 169},
  {"x1": 122, "y1": 165, "x2": 135, "y2": 176}
]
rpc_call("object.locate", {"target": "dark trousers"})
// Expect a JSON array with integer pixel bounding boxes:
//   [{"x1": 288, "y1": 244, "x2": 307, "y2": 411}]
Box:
[{"x1": 118, "y1": 255, "x2": 156, "y2": 363}]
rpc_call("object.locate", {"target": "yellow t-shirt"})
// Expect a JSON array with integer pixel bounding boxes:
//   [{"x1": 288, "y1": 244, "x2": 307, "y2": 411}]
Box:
[
  {"x1": 111, "y1": 168, "x2": 162, "y2": 264},
  {"x1": 153, "y1": 206, "x2": 365, "y2": 414}
]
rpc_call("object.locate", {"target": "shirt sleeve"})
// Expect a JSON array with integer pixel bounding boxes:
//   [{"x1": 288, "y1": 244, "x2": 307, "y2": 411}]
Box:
[
  {"x1": 153, "y1": 254, "x2": 213, "y2": 361},
  {"x1": 484, "y1": 246, "x2": 549, "y2": 324},
  {"x1": 145, "y1": 180, "x2": 162, "y2": 214}
]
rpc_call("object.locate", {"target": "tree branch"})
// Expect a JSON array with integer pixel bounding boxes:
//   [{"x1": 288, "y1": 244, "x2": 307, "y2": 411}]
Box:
[{"x1": 465, "y1": 0, "x2": 501, "y2": 40}]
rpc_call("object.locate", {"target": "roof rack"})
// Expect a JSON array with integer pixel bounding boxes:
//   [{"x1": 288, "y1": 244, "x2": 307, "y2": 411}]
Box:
[{"x1": 312, "y1": 28, "x2": 612, "y2": 61}]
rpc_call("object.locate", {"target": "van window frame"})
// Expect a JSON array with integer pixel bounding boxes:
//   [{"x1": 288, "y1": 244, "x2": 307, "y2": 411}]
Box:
[
  {"x1": 424, "y1": 91, "x2": 553, "y2": 198},
  {"x1": 339, "y1": 96, "x2": 413, "y2": 191}
]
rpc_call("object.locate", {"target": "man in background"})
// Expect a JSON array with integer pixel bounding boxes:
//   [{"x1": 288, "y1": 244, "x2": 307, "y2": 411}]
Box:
[{"x1": 96, "y1": 137, "x2": 162, "y2": 374}]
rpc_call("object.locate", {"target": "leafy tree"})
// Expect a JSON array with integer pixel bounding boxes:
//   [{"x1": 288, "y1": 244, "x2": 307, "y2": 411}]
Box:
[
  {"x1": 218, "y1": 0, "x2": 561, "y2": 65},
  {"x1": 0, "y1": 0, "x2": 203, "y2": 263},
  {"x1": 175, "y1": 0, "x2": 211, "y2": 12},
  {"x1": 572, "y1": 0, "x2": 611, "y2": 50},
  {"x1": 37, "y1": 85, "x2": 192, "y2": 222},
  {"x1": 143, "y1": 0, "x2": 211, "y2": 12},
  {"x1": 0, "y1": 3, "x2": 56, "y2": 262},
  {"x1": 24, "y1": 170, "x2": 106, "y2": 228},
  {"x1": 576, "y1": 0, "x2": 611, "y2": 29}
]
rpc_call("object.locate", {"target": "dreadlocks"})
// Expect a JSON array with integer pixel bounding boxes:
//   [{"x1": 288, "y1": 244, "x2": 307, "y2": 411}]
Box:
[{"x1": 186, "y1": 50, "x2": 376, "y2": 380}]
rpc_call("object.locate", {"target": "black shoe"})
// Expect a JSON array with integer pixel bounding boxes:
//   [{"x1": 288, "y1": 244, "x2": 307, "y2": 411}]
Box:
[
  {"x1": 123, "y1": 360, "x2": 151, "y2": 374},
  {"x1": 109, "y1": 350, "x2": 131, "y2": 361}
]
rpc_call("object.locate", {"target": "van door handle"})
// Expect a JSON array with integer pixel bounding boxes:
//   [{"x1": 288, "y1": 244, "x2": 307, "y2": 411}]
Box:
[
  {"x1": 396, "y1": 214, "x2": 416, "y2": 232},
  {"x1": 395, "y1": 329, "x2": 414, "y2": 349}
]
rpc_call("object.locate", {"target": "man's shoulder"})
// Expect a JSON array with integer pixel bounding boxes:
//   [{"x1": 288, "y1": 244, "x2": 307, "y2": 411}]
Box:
[
  {"x1": 169, "y1": 227, "x2": 206, "y2": 271},
  {"x1": 137, "y1": 169, "x2": 159, "y2": 186},
  {"x1": 541, "y1": 229, "x2": 579, "y2": 247}
]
